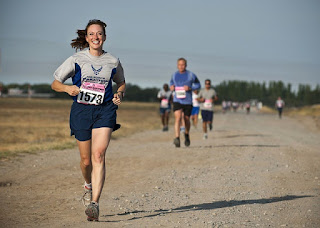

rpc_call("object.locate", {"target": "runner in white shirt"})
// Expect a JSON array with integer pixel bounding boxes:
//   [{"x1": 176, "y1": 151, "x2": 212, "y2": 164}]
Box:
[
  {"x1": 157, "y1": 83, "x2": 173, "y2": 131},
  {"x1": 191, "y1": 90, "x2": 200, "y2": 128},
  {"x1": 275, "y1": 97, "x2": 285, "y2": 119},
  {"x1": 51, "y1": 19, "x2": 125, "y2": 221}
]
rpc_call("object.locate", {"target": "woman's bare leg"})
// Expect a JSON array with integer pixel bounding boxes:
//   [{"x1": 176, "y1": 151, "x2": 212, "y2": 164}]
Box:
[
  {"x1": 91, "y1": 127, "x2": 113, "y2": 203},
  {"x1": 77, "y1": 140, "x2": 92, "y2": 184}
]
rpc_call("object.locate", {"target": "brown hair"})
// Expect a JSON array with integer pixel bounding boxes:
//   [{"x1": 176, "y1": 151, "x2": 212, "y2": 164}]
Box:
[
  {"x1": 70, "y1": 19, "x2": 107, "y2": 51},
  {"x1": 177, "y1": 57, "x2": 187, "y2": 66}
]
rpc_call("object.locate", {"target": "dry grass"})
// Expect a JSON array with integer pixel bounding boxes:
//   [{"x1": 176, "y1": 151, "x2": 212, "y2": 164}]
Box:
[
  {"x1": 0, "y1": 98, "x2": 160, "y2": 160},
  {"x1": 285, "y1": 104, "x2": 320, "y2": 117},
  {"x1": 285, "y1": 104, "x2": 320, "y2": 130}
]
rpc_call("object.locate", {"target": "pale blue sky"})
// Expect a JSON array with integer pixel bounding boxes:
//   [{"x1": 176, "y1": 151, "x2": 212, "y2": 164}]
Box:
[{"x1": 0, "y1": 0, "x2": 319, "y2": 89}]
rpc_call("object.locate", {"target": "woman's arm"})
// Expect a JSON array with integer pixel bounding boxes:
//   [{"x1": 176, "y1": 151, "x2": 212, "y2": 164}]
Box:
[
  {"x1": 113, "y1": 81, "x2": 126, "y2": 105},
  {"x1": 51, "y1": 80, "x2": 80, "y2": 96}
]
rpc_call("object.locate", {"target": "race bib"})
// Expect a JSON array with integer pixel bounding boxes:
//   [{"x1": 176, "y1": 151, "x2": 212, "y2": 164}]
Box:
[
  {"x1": 175, "y1": 86, "x2": 186, "y2": 99},
  {"x1": 204, "y1": 99, "x2": 212, "y2": 108},
  {"x1": 77, "y1": 82, "x2": 105, "y2": 105},
  {"x1": 161, "y1": 99, "x2": 169, "y2": 108}
]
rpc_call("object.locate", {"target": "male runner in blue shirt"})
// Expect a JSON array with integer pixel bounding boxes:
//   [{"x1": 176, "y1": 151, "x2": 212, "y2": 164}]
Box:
[{"x1": 170, "y1": 58, "x2": 201, "y2": 147}]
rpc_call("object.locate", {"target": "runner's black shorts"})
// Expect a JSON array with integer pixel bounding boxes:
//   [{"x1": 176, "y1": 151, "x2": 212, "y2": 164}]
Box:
[
  {"x1": 70, "y1": 101, "x2": 118, "y2": 141},
  {"x1": 173, "y1": 102, "x2": 193, "y2": 116}
]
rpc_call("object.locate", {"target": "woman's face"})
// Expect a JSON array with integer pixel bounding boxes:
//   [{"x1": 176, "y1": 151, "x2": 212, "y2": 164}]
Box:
[{"x1": 85, "y1": 24, "x2": 106, "y2": 51}]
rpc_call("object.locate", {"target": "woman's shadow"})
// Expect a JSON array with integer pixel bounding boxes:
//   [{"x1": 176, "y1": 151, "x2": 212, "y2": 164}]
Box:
[{"x1": 100, "y1": 194, "x2": 313, "y2": 222}]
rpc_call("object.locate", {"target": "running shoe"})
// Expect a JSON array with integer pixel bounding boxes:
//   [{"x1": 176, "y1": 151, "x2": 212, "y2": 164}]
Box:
[
  {"x1": 82, "y1": 186, "x2": 92, "y2": 207},
  {"x1": 173, "y1": 137, "x2": 180, "y2": 147},
  {"x1": 85, "y1": 202, "x2": 99, "y2": 221},
  {"x1": 162, "y1": 126, "x2": 168, "y2": 131},
  {"x1": 209, "y1": 123, "x2": 212, "y2": 131},
  {"x1": 203, "y1": 133, "x2": 208, "y2": 140},
  {"x1": 184, "y1": 134, "x2": 190, "y2": 147}
]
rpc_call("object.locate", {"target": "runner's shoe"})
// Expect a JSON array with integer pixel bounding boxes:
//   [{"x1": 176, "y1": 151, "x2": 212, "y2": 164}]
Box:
[
  {"x1": 184, "y1": 134, "x2": 190, "y2": 147},
  {"x1": 82, "y1": 186, "x2": 92, "y2": 207},
  {"x1": 203, "y1": 133, "x2": 208, "y2": 140},
  {"x1": 173, "y1": 137, "x2": 180, "y2": 147},
  {"x1": 209, "y1": 123, "x2": 212, "y2": 131},
  {"x1": 85, "y1": 202, "x2": 99, "y2": 221}
]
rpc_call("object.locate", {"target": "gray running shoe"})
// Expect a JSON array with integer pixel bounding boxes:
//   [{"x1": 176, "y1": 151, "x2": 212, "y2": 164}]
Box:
[
  {"x1": 82, "y1": 187, "x2": 92, "y2": 207},
  {"x1": 173, "y1": 137, "x2": 180, "y2": 147},
  {"x1": 85, "y1": 202, "x2": 99, "y2": 221}
]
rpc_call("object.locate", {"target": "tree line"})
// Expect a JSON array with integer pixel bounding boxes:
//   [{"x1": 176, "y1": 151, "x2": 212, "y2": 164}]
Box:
[{"x1": 1, "y1": 80, "x2": 319, "y2": 107}]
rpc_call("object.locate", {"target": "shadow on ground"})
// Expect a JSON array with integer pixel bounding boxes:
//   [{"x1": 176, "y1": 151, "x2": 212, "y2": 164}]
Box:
[
  {"x1": 193, "y1": 144, "x2": 281, "y2": 149},
  {"x1": 100, "y1": 195, "x2": 313, "y2": 222}
]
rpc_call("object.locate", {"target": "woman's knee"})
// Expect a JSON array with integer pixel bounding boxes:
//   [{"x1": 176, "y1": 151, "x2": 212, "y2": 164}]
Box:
[
  {"x1": 80, "y1": 155, "x2": 91, "y2": 167},
  {"x1": 92, "y1": 148, "x2": 107, "y2": 164}
]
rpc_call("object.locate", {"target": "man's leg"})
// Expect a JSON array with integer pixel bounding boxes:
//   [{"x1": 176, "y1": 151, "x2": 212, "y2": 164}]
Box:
[
  {"x1": 184, "y1": 114, "x2": 191, "y2": 146},
  {"x1": 173, "y1": 109, "x2": 182, "y2": 147},
  {"x1": 161, "y1": 113, "x2": 165, "y2": 127},
  {"x1": 184, "y1": 114, "x2": 190, "y2": 134},
  {"x1": 174, "y1": 109, "x2": 182, "y2": 138},
  {"x1": 164, "y1": 111, "x2": 170, "y2": 127},
  {"x1": 202, "y1": 121, "x2": 208, "y2": 133}
]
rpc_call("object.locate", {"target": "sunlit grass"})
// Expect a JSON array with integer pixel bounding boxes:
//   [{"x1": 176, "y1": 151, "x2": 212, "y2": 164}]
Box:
[{"x1": 0, "y1": 98, "x2": 161, "y2": 160}]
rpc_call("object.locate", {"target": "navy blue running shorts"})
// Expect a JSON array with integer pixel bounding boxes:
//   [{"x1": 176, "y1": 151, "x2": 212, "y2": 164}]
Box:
[
  {"x1": 70, "y1": 101, "x2": 118, "y2": 141},
  {"x1": 159, "y1": 107, "x2": 171, "y2": 114},
  {"x1": 201, "y1": 110, "x2": 214, "y2": 122}
]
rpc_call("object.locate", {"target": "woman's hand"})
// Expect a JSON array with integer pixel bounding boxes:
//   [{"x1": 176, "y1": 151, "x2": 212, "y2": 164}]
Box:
[
  {"x1": 51, "y1": 80, "x2": 79, "y2": 96},
  {"x1": 112, "y1": 92, "x2": 123, "y2": 105},
  {"x1": 65, "y1": 85, "x2": 80, "y2": 96}
]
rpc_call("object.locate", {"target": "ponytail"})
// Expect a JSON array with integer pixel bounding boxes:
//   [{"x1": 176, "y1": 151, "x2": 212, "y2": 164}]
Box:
[
  {"x1": 70, "y1": 19, "x2": 107, "y2": 51},
  {"x1": 71, "y1": 29, "x2": 88, "y2": 51}
]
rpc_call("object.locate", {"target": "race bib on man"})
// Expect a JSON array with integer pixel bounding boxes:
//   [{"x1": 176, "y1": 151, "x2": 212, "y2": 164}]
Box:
[
  {"x1": 77, "y1": 82, "x2": 105, "y2": 105},
  {"x1": 175, "y1": 87, "x2": 186, "y2": 99},
  {"x1": 161, "y1": 99, "x2": 169, "y2": 108},
  {"x1": 204, "y1": 99, "x2": 212, "y2": 108}
]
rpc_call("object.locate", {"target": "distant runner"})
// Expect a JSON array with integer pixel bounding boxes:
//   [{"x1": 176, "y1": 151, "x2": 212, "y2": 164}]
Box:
[
  {"x1": 157, "y1": 83, "x2": 173, "y2": 131},
  {"x1": 222, "y1": 100, "x2": 227, "y2": 114},
  {"x1": 245, "y1": 102, "x2": 251, "y2": 114},
  {"x1": 275, "y1": 97, "x2": 285, "y2": 118},
  {"x1": 170, "y1": 58, "x2": 201, "y2": 147},
  {"x1": 191, "y1": 90, "x2": 200, "y2": 128},
  {"x1": 198, "y1": 79, "x2": 218, "y2": 139},
  {"x1": 51, "y1": 19, "x2": 125, "y2": 222}
]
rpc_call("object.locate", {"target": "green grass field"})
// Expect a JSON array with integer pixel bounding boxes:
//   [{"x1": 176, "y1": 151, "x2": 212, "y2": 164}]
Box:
[{"x1": 0, "y1": 98, "x2": 160, "y2": 160}]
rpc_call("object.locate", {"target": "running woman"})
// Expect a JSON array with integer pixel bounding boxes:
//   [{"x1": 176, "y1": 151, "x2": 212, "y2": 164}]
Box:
[
  {"x1": 51, "y1": 19, "x2": 125, "y2": 221},
  {"x1": 191, "y1": 90, "x2": 200, "y2": 128},
  {"x1": 170, "y1": 58, "x2": 201, "y2": 147},
  {"x1": 157, "y1": 83, "x2": 173, "y2": 131},
  {"x1": 198, "y1": 79, "x2": 218, "y2": 139},
  {"x1": 275, "y1": 97, "x2": 285, "y2": 118}
]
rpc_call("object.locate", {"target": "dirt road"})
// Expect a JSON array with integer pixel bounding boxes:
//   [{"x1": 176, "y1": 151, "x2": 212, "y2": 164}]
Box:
[{"x1": 1, "y1": 110, "x2": 319, "y2": 227}]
